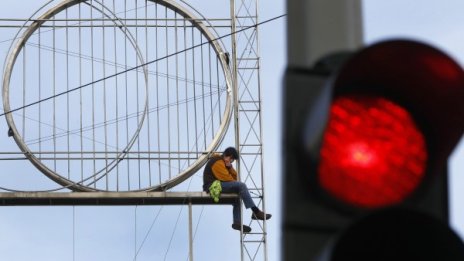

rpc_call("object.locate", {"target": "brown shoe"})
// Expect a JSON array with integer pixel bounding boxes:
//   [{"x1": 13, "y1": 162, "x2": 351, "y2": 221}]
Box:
[
  {"x1": 232, "y1": 223, "x2": 252, "y2": 233},
  {"x1": 251, "y1": 210, "x2": 272, "y2": 220}
]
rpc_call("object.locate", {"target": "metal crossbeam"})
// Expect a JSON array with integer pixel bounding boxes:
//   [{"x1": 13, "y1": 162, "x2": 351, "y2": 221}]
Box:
[{"x1": 0, "y1": 191, "x2": 238, "y2": 206}]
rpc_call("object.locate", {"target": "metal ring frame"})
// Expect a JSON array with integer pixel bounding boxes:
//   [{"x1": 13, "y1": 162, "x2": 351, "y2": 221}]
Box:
[{"x1": 2, "y1": 0, "x2": 233, "y2": 192}]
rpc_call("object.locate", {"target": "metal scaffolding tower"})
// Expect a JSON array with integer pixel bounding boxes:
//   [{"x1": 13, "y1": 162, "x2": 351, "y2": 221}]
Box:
[
  {"x1": 0, "y1": 0, "x2": 268, "y2": 260},
  {"x1": 231, "y1": 0, "x2": 268, "y2": 260}
]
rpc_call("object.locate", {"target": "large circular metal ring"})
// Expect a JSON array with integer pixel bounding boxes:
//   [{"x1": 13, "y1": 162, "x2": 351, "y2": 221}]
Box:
[{"x1": 2, "y1": 0, "x2": 233, "y2": 191}]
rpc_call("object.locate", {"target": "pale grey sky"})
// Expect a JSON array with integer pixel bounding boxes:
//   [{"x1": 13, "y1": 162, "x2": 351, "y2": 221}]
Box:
[{"x1": 0, "y1": 1, "x2": 463, "y2": 261}]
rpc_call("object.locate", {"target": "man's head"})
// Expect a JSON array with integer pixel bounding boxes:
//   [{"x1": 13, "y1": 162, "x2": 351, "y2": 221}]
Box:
[{"x1": 223, "y1": 147, "x2": 239, "y2": 165}]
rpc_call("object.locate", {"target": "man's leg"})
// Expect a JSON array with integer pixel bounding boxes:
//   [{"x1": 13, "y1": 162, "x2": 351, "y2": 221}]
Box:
[
  {"x1": 221, "y1": 181, "x2": 256, "y2": 212},
  {"x1": 232, "y1": 199, "x2": 241, "y2": 224},
  {"x1": 221, "y1": 181, "x2": 255, "y2": 233}
]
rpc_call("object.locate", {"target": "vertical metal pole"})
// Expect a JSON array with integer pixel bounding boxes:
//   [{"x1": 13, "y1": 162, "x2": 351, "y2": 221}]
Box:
[
  {"x1": 52, "y1": 15, "x2": 57, "y2": 172},
  {"x1": 253, "y1": 0, "x2": 269, "y2": 259},
  {"x1": 287, "y1": 0, "x2": 364, "y2": 67},
  {"x1": 73, "y1": 206, "x2": 76, "y2": 261},
  {"x1": 229, "y1": 1, "x2": 244, "y2": 261},
  {"x1": 188, "y1": 201, "x2": 194, "y2": 261},
  {"x1": 284, "y1": 1, "x2": 364, "y2": 260},
  {"x1": 134, "y1": 206, "x2": 137, "y2": 261},
  {"x1": 230, "y1": 0, "x2": 239, "y2": 154}
]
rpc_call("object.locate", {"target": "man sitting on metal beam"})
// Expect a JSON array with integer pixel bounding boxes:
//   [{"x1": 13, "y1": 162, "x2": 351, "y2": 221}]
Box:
[{"x1": 203, "y1": 147, "x2": 271, "y2": 233}]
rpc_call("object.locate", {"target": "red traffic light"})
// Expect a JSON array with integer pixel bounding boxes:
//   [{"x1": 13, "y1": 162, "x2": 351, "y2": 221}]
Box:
[
  {"x1": 305, "y1": 40, "x2": 464, "y2": 210},
  {"x1": 319, "y1": 95, "x2": 427, "y2": 208},
  {"x1": 283, "y1": 39, "x2": 464, "y2": 261},
  {"x1": 333, "y1": 40, "x2": 464, "y2": 164}
]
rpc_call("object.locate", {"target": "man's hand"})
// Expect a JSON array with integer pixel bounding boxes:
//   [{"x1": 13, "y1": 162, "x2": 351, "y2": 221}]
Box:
[{"x1": 224, "y1": 156, "x2": 234, "y2": 168}]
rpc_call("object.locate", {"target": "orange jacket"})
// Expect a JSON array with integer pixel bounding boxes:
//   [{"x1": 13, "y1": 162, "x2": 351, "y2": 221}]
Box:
[
  {"x1": 203, "y1": 154, "x2": 238, "y2": 191},
  {"x1": 211, "y1": 156, "x2": 237, "y2": 181}
]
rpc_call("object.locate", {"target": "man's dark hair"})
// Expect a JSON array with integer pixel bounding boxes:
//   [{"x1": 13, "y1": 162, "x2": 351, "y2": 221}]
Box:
[{"x1": 223, "y1": 147, "x2": 239, "y2": 160}]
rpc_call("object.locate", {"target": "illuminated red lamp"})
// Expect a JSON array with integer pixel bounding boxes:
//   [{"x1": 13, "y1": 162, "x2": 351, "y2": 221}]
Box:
[
  {"x1": 318, "y1": 95, "x2": 427, "y2": 208},
  {"x1": 310, "y1": 40, "x2": 464, "y2": 210},
  {"x1": 332, "y1": 40, "x2": 464, "y2": 167}
]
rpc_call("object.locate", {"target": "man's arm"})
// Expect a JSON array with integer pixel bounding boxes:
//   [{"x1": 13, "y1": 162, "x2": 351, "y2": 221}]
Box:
[
  {"x1": 228, "y1": 166, "x2": 238, "y2": 180},
  {"x1": 211, "y1": 160, "x2": 236, "y2": 181}
]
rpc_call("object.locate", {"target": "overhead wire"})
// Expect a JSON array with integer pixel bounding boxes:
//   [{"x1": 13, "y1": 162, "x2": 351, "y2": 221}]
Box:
[
  {"x1": 0, "y1": 3, "x2": 286, "y2": 260},
  {"x1": 0, "y1": 10, "x2": 285, "y2": 260},
  {"x1": 162, "y1": 174, "x2": 196, "y2": 261},
  {"x1": 0, "y1": 13, "x2": 286, "y2": 193},
  {"x1": 131, "y1": 51, "x2": 231, "y2": 257},
  {"x1": 160, "y1": 76, "x2": 232, "y2": 259},
  {"x1": 0, "y1": 92, "x2": 224, "y2": 189},
  {"x1": 189, "y1": 206, "x2": 205, "y2": 261},
  {"x1": 23, "y1": 87, "x2": 227, "y2": 146},
  {"x1": 0, "y1": 11, "x2": 276, "y2": 156},
  {"x1": 0, "y1": 0, "x2": 157, "y2": 46},
  {"x1": 0, "y1": 13, "x2": 285, "y2": 192},
  {"x1": 0, "y1": 88, "x2": 227, "y2": 190},
  {"x1": 131, "y1": 75, "x2": 226, "y2": 259},
  {"x1": 0, "y1": 14, "x2": 286, "y2": 118}
]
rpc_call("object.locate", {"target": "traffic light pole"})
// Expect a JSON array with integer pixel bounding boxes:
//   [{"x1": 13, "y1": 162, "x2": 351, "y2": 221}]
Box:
[
  {"x1": 284, "y1": 2, "x2": 464, "y2": 260},
  {"x1": 286, "y1": 0, "x2": 363, "y2": 67},
  {"x1": 284, "y1": 1, "x2": 363, "y2": 260}
]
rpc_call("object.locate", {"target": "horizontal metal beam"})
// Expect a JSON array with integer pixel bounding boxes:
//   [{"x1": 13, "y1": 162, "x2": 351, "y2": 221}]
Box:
[{"x1": 0, "y1": 192, "x2": 238, "y2": 206}]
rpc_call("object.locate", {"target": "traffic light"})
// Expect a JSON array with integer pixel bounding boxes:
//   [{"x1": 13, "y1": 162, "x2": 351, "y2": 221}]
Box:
[{"x1": 282, "y1": 40, "x2": 464, "y2": 260}]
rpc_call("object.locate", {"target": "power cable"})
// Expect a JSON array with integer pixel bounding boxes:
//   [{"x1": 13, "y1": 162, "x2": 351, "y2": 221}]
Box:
[
  {"x1": 163, "y1": 204, "x2": 185, "y2": 261},
  {"x1": 132, "y1": 205, "x2": 164, "y2": 261},
  {"x1": 128, "y1": 91, "x2": 216, "y2": 258},
  {"x1": 0, "y1": 1, "x2": 157, "y2": 46},
  {"x1": 0, "y1": 13, "x2": 286, "y2": 193},
  {"x1": 134, "y1": 113, "x2": 214, "y2": 259},
  {"x1": 0, "y1": 14, "x2": 286, "y2": 118},
  {"x1": 162, "y1": 176, "x2": 196, "y2": 261}
]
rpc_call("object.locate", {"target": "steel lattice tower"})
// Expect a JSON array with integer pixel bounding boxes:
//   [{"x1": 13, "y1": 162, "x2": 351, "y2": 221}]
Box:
[
  {"x1": 0, "y1": 0, "x2": 268, "y2": 259},
  {"x1": 231, "y1": 0, "x2": 268, "y2": 259}
]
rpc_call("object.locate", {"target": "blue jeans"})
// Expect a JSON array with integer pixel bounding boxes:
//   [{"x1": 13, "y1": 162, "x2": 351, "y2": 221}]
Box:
[{"x1": 221, "y1": 181, "x2": 256, "y2": 223}]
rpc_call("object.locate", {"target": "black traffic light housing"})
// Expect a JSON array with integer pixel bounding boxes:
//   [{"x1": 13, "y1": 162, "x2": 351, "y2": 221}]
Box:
[{"x1": 282, "y1": 40, "x2": 464, "y2": 260}]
